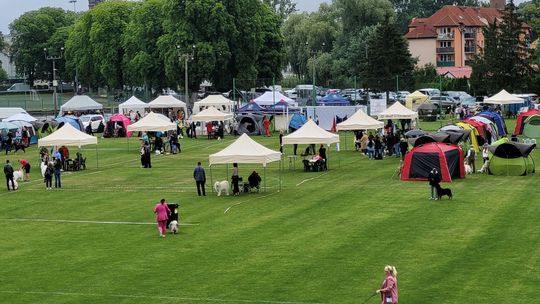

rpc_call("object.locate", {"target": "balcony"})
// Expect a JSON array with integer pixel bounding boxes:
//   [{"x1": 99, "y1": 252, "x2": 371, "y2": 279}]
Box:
[
  {"x1": 437, "y1": 61, "x2": 455, "y2": 67},
  {"x1": 464, "y1": 32, "x2": 476, "y2": 39},
  {"x1": 437, "y1": 33, "x2": 454, "y2": 40},
  {"x1": 436, "y1": 47, "x2": 455, "y2": 54},
  {"x1": 464, "y1": 46, "x2": 476, "y2": 53}
]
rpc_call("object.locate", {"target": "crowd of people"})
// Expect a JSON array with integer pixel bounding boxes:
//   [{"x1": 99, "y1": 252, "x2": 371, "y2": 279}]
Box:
[{"x1": 354, "y1": 120, "x2": 410, "y2": 161}]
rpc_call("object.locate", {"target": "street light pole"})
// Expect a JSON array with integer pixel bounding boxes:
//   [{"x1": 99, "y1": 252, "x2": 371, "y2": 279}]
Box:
[
  {"x1": 69, "y1": 0, "x2": 78, "y2": 94},
  {"x1": 177, "y1": 45, "x2": 195, "y2": 109},
  {"x1": 44, "y1": 47, "x2": 64, "y2": 116},
  {"x1": 306, "y1": 42, "x2": 325, "y2": 107}
]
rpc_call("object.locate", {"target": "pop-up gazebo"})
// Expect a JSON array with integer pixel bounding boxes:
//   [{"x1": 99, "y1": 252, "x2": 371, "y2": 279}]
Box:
[
  {"x1": 192, "y1": 106, "x2": 234, "y2": 122},
  {"x1": 282, "y1": 119, "x2": 340, "y2": 145},
  {"x1": 147, "y1": 95, "x2": 188, "y2": 116},
  {"x1": 483, "y1": 89, "x2": 524, "y2": 104},
  {"x1": 127, "y1": 112, "x2": 176, "y2": 132},
  {"x1": 60, "y1": 95, "x2": 103, "y2": 113},
  {"x1": 377, "y1": 102, "x2": 419, "y2": 120},
  {"x1": 209, "y1": 133, "x2": 282, "y2": 192},
  {"x1": 118, "y1": 96, "x2": 147, "y2": 115},
  {"x1": 38, "y1": 123, "x2": 99, "y2": 167}
]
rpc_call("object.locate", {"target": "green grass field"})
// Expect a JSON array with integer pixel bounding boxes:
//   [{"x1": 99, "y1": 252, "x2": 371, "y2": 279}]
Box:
[{"x1": 0, "y1": 119, "x2": 539, "y2": 304}]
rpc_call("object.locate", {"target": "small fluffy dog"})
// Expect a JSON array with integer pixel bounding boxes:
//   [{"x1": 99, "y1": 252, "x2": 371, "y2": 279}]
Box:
[
  {"x1": 214, "y1": 180, "x2": 230, "y2": 196},
  {"x1": 435, "y1": 184, "x2": 453, "y2": 200},
  {"x1": 13, "y1": 169, "x2": 24, "y2": 182},
  {"x1": 478, "y1": 160, "x2": 490, "y2": 174},
  {"x1": 169, "y1": 220, "x2": 178, "y2": 234},
  {"x1": 40, "y1": 161, "x2": 47, "y2": 177},
  {"x1": 464, "y1": 163, "x2": 473, "y2": 175}
]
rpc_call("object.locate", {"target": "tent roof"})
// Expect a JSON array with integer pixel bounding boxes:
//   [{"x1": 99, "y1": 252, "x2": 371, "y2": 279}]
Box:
[
  {"x1": 38, "y1": 123, "x2": 97, "y2": 147},
  {"x1": 148, "y1": 95, "x2": 187, "y2": 109},
  {"x1": 336, "y1": 109, "x2": 384, "y2": 131},
  {"x1": 195, "y1": 95, "x2": 234, "y2": 106},
  {"x1": 489, "y1": 141, "x2": 536, "y2": 158},
  {"x1": 0, "y1": 121, "x2": 19, "y2": 130},
  {"x1": 483, "y1": 89, "x2": 525, "y2": 104},
  {"x1": 237, "y1": 102, "x2": 264, "y2": 112},
  {"x1": 60, "y1": 95, "x2": 103, "y2": 112},
  {"x1": 192, "y1": 106, "x2": 233, "y2": 122},
  {"x1": 209, "y1": 133, "x2": 282, "y2": 166},
  {"x1": 377, "y1": 102, "x2": 419, "y2": 119},
  {"x1": 0, "y1": 107, "x2": 29, "y2": 120},
  {"x1": 119, "y1": 96, "x2": 147, "y2": 107},
  {"x1": 253, "y1": 91, "x2": 295, "y2": 106},
  {"x1": 127, "y1": 112, "x2": 176, "y2": 132},
  {"x1": 3, "y1": 112, "x2": 37, "y2": 122},
  {"x1": 282, "y1": 119, "x2": 340, "y2": 145},
  {"x1": 407, "y1": 90, "x2": 428, "y2": 98},
  {"x1": 524, "y1": 114, "x2": 540, "y2": 123}
]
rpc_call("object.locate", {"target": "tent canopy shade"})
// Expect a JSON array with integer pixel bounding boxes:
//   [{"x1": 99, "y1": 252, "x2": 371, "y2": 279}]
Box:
[
  {"x1": 336, "y1": 109, "x2": 383, "y2": 131},
  {"x1": 60, "y1": 95, "x2": 103, "y2": 112},
  {"x1": 118, "y1": 96, "x2": 148, "y2": 114},
  {"x1": 209, "y1": 133, "x2": 282, "y2": 166},
  {"x1": 3, "y1": 113, "x2": 37, "y2": 122},
  {"x1": 377, "y1": 102, "x2": 419, "y2": 119},
  {"x1": 483, "y1": 89, "x2": 524, "y2": 104},
  {"x1": 38, "y1": 123, "x2": 98, "y2": 147},
  {"x1": 193, "y1": 95, "x2": 235, "y2": 113},
  {"x1": 127, "y1": 112, "x2": 176, "y2": 132},
  {"x1": 282, "y1": 119, "x2": 340, "y2": 145},
  {"x1": 192, "y1": 106, "x2": 234, "y2": 122},
  {"x1": 147, "y1": 95, "x2": 188, "y2": 114},
  {"x1": 0, "y1": 107, "x2": 29, "y2": 120},
  {"x1": 253, "y1": 91, "x2": 297, "y2": 106}
]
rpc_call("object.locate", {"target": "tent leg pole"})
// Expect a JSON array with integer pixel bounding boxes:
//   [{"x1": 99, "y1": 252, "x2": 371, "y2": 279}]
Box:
[
  {"x1": 210, "y1": 166, "x2": 213, "y2": 192},
  {"x1": 127, "y1": 136, "x2": 129, "y2": 152},
  {"x1": 264, "y1": 166, "x2": 266, "y2": 193},
  {"x1": 344, "y1": 131, "x2": 347, "y2": 151},
  {"x1": 279, "y1": 160, "x2": 282, "y2": 192},
  {"x1": 96, "y1": 145, "x2": 98, "y2": 168}
]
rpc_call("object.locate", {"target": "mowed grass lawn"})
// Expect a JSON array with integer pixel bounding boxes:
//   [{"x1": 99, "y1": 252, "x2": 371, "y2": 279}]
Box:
[{"x1": 0, "y1": 119, "x2": 539, "y2": 304}]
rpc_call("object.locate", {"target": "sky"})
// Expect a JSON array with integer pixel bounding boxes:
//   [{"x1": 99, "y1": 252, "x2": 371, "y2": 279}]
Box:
[{"x1": 0, "y1": 0, "x2": 528, "y2": 35}]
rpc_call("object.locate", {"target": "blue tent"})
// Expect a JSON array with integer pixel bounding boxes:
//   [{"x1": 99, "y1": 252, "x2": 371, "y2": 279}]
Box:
[
  {"x1": 289, "y1": 113, "x2": 307, "y2": 131},
  {"x1": 267, "y1": 101, "x2": 300, "y2": 113},
  {"x1": 478, "y1": 111, "x2": 507, "y2": 137},
  {"x1": 55, "y1": 116, "x2": 84, "y2": 131},
  {"x1": 237, "y1": 102, "x2": 264, "y2": 113},
  {"x1": 317, "y1": 94, "x2": 350, "y2": 106}
]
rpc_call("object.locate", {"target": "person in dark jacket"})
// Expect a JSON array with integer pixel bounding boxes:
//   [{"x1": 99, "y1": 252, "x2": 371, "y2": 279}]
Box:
[
  {"x1": 399, "y1": 137, "x2": 409, "y2": 161},
  {"x1": 4, "y1": 160, "x2": 15, "y2": 190},
  {"x1": 193, "y1": 162, "x2": 206, "y2": 196},
  {"x1": 428, "y1": 168, "x2": 441, "y2": 200}
]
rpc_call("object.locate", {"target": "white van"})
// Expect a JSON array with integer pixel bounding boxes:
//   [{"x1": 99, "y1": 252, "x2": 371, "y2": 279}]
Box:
[{"x1": 418, "y1": 88, "x2": 441, "y2": 97}]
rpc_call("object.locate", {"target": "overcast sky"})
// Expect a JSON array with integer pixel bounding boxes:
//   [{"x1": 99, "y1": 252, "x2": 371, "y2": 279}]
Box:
[{"x1": 0, "y1": 0, "x2": 527, "y2": 35}]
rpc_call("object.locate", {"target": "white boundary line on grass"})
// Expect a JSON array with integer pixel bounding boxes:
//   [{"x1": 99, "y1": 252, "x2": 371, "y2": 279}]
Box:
[
  {"x1": 0, "y1": 218, "x2": 199, "y2": 226},
  {"x1": 224, "y1": 192, "x2": 278, "y2": 214},
  {"x1": 0, "y1": 290, "x2": 323, "y2": 304},
  {"x1": 295, "y1": 172, "x2": 328, "y2": 187}
]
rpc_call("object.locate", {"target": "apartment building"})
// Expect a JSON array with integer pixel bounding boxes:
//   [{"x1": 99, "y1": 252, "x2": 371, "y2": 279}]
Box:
[{"x1": 405, "y1": 0, "x2": 529, "y2": 78}]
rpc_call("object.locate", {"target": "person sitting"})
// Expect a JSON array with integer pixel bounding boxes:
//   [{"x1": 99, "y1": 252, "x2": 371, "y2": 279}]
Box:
[{"x1": 247, "y1": 170, "x2": 262, "y2": 193}]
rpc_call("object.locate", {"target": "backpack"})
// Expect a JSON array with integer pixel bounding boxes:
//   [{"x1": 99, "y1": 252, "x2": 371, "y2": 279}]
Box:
[{"x1": 45, "y1": 166, "x2": 54, "y2": 177}]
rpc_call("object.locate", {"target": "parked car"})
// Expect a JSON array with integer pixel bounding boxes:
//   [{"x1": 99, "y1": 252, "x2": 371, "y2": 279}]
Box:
[
  {"x1": 80, "y1": 114, "x2": 105, "y2": 132},
  {"x1": 342, "y1": 89, "x2": 363, "y2": 101},
  {"x1": 429, "y1": 96, "x2": 458, "y2": 111},
  {"x1": 419, "y1": 88, "x2": 441, "y2": 97},
  {"x1": 284, "y1": 88, "x2": 297, "y2": 99}
]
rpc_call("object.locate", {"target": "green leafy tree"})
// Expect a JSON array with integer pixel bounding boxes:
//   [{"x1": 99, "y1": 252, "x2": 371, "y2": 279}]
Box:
[
  {"x1": 363, "y1": 16, "x2": 415, "y2": 99},
  {"x1": 518, "y1": 0, "x2": 540, "y2": 38},
  {"x1": 0, "y1": 68, "x2": 7, "y2": 81},
  {"x1": 255, "y1": 4, "x2": 285, "y2": 85},
  {"x1": 335, "y1": 0, "x2": 394, "y2": 30},
  {"x1": 9, "y1": 7, "x2": 75, "y2": 85},
  {"x1": 262, "y1": 0, "x2": 297, "y2": 20}
]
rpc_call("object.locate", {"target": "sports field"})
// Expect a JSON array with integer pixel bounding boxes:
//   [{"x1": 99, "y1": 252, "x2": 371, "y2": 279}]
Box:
[{"x1": 0, "y1": 119, "x2": 538, "y2": 304}]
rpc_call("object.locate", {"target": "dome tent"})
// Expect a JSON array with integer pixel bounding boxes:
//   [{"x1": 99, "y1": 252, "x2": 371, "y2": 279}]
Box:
[
  {"x1": 522, "y1": 114, "x2": 540, "y2": 138},
  {"x1": 401, "y1": 142, "x2": 465, "y2": 182},
  {"x1": 488, "y1": 140, "x2": 536, "y2": 176},
  {"x1": 514, "y1": 109, "x2": 540, "y2": 135},
  {"x1": 236, "y1": 113, "x2": 263, "y2": 136}
]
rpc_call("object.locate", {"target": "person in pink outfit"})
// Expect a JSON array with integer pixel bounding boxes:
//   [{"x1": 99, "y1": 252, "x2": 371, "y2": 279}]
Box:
[
  {"x1": 153, "y1": 199, "x2": 171, "y2": 238},
  {"x1": 376, "y1": 265, "x2": 398, "y2": 304}
]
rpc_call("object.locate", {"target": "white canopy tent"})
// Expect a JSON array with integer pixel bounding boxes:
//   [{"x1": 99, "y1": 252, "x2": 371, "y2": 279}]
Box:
[
  {"x1": 38, "y1": 123, "x2": 99, "y2": 167},
  {"x1": 3, "y1": 112, "x2": 37, "y2": 122},
  {"x1": 483, "y1": 89, "x2": 525, "y2": 105},
  {"x1": 282, "y1": 119, "x2": 340, "y2": 145},
  {"x1": 377, "y1": 102, "x2": 419, "y2": 120},
  {"x1": 127, "y1": 112, "x2": 176, "y2": 132},
  {"x1": 192, "y1": 106, "x2": 234, "y2": 122},
  {"x1": 193, "y1": 95, "x2": 234, "y2": 114},
  {"x1": 60, "y1": 95, "x2": 103, "y2": 113},
  {"x1": 118, "y1": 96, "x2": 148, "y2": 115},
  {"x1": 209, "y1": 133, "x2": 282, "y2": 192},
  {"x1": 147, "y1": 95, "x2": 188, "y2": 115},
  {"x1": 336, "y1": 109, "x2": 384, "y2": 131},
  {"x1": 0, "y1": 107, "x2": 29, "y2": 120},
  {"x1": 254, "y1": 91, "x2": 297, "y2": 107}
]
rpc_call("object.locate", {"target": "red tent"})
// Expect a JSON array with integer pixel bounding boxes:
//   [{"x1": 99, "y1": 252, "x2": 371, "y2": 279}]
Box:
[
  {"x1": 110, "y1": 114, "x2": 132, "y2": 137},
  {"x1": 514, "y1": 109, "x2": 540, "y2": 135},
  {"x1": 462, "y1": 118, "x2": 486, "y2": 138},
  {"x1": 401, "y1": 142, "x2": 465, "y2": 182}
]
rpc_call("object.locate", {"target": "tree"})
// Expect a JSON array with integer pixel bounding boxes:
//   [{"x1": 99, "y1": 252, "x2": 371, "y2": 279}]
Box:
[
  {"x1": 335, "y1": 0, "x2": 393, "y2": 30},
  {"x1": 262, "y1": 0, "x2": 297, "y2": 20},
  {"x1": 518, "y1": 0, "x2": 540, "y2": 39},
  {"x1": 9, "y1": 7, "x2": 75, "y2": 85},
  {"x1": 363, "y1": 16, "x2": 415, "y2": 99},
  {"x1": 0, "y1": 68, "x2": 7, "y2": 81},
  {"x1": 470, "y1": 1, "x2": 534, "y2": 94}
]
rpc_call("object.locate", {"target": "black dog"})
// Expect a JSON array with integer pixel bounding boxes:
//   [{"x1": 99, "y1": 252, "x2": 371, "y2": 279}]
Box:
[{"x1": 435, "y1": 184, "x2": 452, "y2": 200}]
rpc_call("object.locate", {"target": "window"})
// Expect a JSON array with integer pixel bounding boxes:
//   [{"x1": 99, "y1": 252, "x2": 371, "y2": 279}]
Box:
[
  {"x1": 439, "y1": 54, "x2": 453, "y2": 62},
  {"x1": 440, "y1": 41, "x2": 451, "y2": 48}
]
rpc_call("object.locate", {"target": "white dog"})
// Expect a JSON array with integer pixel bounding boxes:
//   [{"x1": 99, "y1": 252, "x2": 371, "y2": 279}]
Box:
[
  {"x1": 478, "y1": 159, "x2": 490, "y2": 174},
  {"x1": 13, "y1": 169, "x2": 24, "y2": 182},
  {"x1": 8, "y1": 179, "x2": 18, "y2": 190},
  {"x1": 41, "y1": 161, "x2": 47, "y2": 177},
  {"x1": 214, "y1": 180, "x2": 230, "y2": 196},
  {"x1": 464, "y1": 163, "x2": 473, "y2": 175},
  {"x1": 169, "y1": 220, "x2": 178, "y2": 234}
]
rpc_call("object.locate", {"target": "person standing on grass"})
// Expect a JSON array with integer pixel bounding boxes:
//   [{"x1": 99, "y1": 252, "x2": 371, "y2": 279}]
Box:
[
  {"x1": 466, "y1": 145, "x2": 476, "y2": 173},
  {"x1": 482, "y1": 144, "x2": 489, "y2": 163},
  {"x1": 232, "y1": 163, "x2": 240, "y2": 196},
  {"x1": 53, "y1": 157, "x2": 62, "y2": 189},
  {"x1": 428, "y1": 168, "x2": 440, "y2": 200},
  {"x1": 193, "y1": 161, "x2": 206, "y2": 196},
  {"x1": 44, "y1": 162, "x2": 54, "y2": 190},
  {"x1": 4, "y1": 160, "x2": 15, "y2": 191},
  {"x1": 376, "y1": 265, "x2": 398, "y2": 304},
  {"x1": 154, "y1": 199, "x2": 171, "y2": 238},
  {"x1": 18, "y1": 159, "x2": 31, "y2": 181}
]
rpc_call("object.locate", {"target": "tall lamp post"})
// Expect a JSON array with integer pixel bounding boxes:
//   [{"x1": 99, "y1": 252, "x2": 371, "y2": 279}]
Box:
[
  {"x1": 69, "y1": 0, "x2": 78, "y2": 94},
  {"x1": 177, "y1": 45, "x2": 196, "y2": 109},
  {"x1": 44, "y1": 47, "x2": 64, "y2": 116},
  {"x1": 306, "y1": 41, "x2": 325, "y2": 107}
]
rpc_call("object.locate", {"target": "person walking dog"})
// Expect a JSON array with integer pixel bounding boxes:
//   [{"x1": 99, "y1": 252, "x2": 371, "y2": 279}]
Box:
[
  {"x1": 428, "y1": 168, "x2": 441, "y2": 200},
  {"x1": 193, "y1": 161, "x2": 206, "y2": 196},
  {"x1": 154, "y1": 199, "x2": 171, "y2": 238},
  {"x1": 4, "y1": 160, "x2": 15, "y2": 191},
  {"x1": 376, "y1": 265, "x2": 398, "y2": 304}
]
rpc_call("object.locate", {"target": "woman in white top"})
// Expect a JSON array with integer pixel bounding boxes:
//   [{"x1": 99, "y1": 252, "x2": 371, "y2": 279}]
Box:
[{"x1": 482, "y1": 144, "x2": 489, "y2": 163}]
